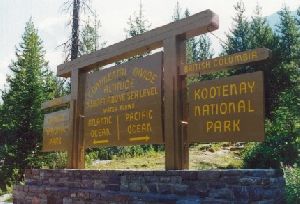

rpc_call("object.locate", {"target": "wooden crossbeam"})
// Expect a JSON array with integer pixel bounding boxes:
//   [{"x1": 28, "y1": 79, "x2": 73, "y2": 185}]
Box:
[
  {"x1": 57, "y1": 9, "x2": 219, "y2": 77},
  {"x1": 181, "y1": 48, "x2": 271, "y2": 75},
  {"x1": 41, "y1": 95, "x2": 71, "y2": 110}
]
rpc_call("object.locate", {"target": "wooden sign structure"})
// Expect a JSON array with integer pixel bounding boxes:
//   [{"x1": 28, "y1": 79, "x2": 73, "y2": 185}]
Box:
[
  {"x1": 181, "y1": 48, "x2": 271, "y2": 75},
  {"x1": 42, "y1": 9, "x2": 271, "y2": 170},
  {"x1": 42, "y1": 109, "x2": 70, "y2": 151},
  {"x1": 41, "y1": 95, "x2": 71, "y2": 152},
  {"x1": 188, "y1": 71, "x2": 264, "y2": 143},
  {"x1": 56, "y1": 9, "x2": 220, "y2": 169},
  {"x1": 84, "y1": 52, "x2": 163, "y2": 147}
]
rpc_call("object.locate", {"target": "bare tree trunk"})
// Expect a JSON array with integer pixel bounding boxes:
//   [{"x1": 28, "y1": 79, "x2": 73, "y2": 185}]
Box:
[{"x1": 71, "y1": 0, "x2": 80, "y2": 60}]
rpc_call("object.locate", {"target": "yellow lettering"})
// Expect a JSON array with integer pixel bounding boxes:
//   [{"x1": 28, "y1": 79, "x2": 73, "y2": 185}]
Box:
[
  {"x1": 194, "y1": 106, "x2": 201, "y2": 116},
  {"x1": 242, "y1": 53, "x2": 249, "y2": 61},
  {"x1": 206, "y1": 121, "x2": 213, "y2": 132},
  {"x1": 210, "y1": 87, "x2": 216, "y2": 98},
  {"x1": 194, "y1": 89, "x2": 201, "y2": 100},
  {"x1": 216, "y1": 86, "x2": 221, "y2": 96},
  {"x1": 205, "y1": 119, "x2": 241, "y2": 133},
  {"x1": 235, "y1": 54, "x2": 242, "y2": 63},
  {"x1": 49, "y1": 137, "x2": 62, "y2": 145},
  {"x1": 238, "y1": 100, "x2": 246, "y2": 113},
  {"x1": 88, "y1": 116, "x2": 112, "y2": 127},
  {"x1": 201, "y1": 88, "x2": 208, "y2": 99},
  {"x1": 88, "y1": 68, "x2": 127, "y2": 97},
  {"x1": 127, "y1": 123, "x2": 152, "y2": 134},
  {"x1": 248, "y1": 100, "x2": 254, "y2": 112},
  {"x1": 90, "y1": 128, "x2": 111, "y2": 138},
  {"x1": 220, "y1": 103, "x2": 227, "y2": 115},
  {"x1": 224, "y1": 120, "x2": 231, "y2": 132},
  {"x1": 214, "y1": 121, "x2": 222, "y2": 132},
  {"x1": 228, "y1": 102, "x2": 236, "y2": 114},
  {"x1": 240, "y1": 82, "x2": 247, "y2": 94},
  {"x1": 252, "y1": 51, "x2": 257, "y2": 59},
  {"x1": 223, "y1": 85, "x2": 229, "y2": 96},
  {"x1": 247, "y1": 81, "x2": 255, "y2": 93},
  {"x1": 233, "y1": 119, "x2": 240, "y2": 132},
  {"x1": 203, "y1": 105, "x2": 210, "y2": 116},
  {"x1": 125, "y1": 110, "x2": 153, "y2": 121},
  {"x1": 230, "y1": 83, "x2": 238, "y2": 96}
]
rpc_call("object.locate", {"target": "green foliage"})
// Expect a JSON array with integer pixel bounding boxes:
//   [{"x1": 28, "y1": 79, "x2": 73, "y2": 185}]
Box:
[
  {"x1": 172, "y1": 1, "x2": 182, "y2": 21},
  {"x1": 26, "y1": 152, "x2": 67, "y2": 169},
  {"x1": 224, "y1": 0, "x2": 252, "y2": 54},
  {"x1": 172, "y1": 6, "x2": 214, "y2": 64},
  {"x1": 284, "y1": 166, "x2": 300, "y2": 203},
  {"x1": 243, "y1": 91, "x2": 299, "y2": 168},
  {"x1": 224, "y1": 2, "x2": 280, "y2": 117},
  {"x1": 224, "y1": 2, "x2": 300, "y2": 168},
  {"x1": 277, "y1": 6, "x2": 300, "y2": 61},
  {"x1": 0, "y1": 19, "x2": 63, "y2": 191},
  {"x1": 121, "y1": 0, "x2": 151, "y2": 61},
  {"x1": 80, "y1": 14, "x2": 106, "y2": 55},
  {"x1": 125, "y1": 1, "x2": 151, "y2": 38},
  {"x1": 172, "y1": 4, "x2": 215, "y2": 84}
]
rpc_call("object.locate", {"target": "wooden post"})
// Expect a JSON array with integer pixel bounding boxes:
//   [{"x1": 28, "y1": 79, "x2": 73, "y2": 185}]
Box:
[
  {"x1": 56, "y1": 10, "x2": 219, "y2": 169},
  {"x1": 163, "y1": 36, "x2": 188, "y2": 170},
  {"x1": 68, "y1": 69, "x2": 85, "y2": 169},
  {"x1": 178, "y1": 40, "x2": 189, "y2": 170}
]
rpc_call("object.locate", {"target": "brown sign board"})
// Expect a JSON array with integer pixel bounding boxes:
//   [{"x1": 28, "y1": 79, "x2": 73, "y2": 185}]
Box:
[
  {"x1": 42, "y1": 109, "x2": 70, "y2": 152},
  {"x1": 83, "y1": 52, "x2": 163, "y2": 147},
  {"x1": 41, "y1": 95, "x2": 71, "y2": 110},
  {"x1": 181, "y1": 48, "x2": 271, "y2": 75},
  {"x1": 187, "y1": 71, "x2": 264, "y2": 143}
]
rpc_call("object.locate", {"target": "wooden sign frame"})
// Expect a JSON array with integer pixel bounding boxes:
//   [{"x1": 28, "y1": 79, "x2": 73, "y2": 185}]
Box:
[
  {"x1": 187, "y1": 71, "x2": 265, "y2": 143},
  {"x1": 42, "y1": 109, "x2": 71, "y2": 152},
  {"x1": 42, "y1": 9, "x2": 270, "y2": 170},
  {"x1": 83, "y1": 52, "x2": 164, "y2": 147},
  {"x1": 55, "y1": 9, "x2": 219, "y2": 169}
]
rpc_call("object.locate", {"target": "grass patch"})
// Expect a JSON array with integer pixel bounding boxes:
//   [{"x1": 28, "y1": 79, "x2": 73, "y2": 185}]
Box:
[
  {"x1": 88, "y1": 145, "x2": 243, "y2": 170},
  {"x1": 88, "y1": 151, "x2": 165, "y2": 170}
]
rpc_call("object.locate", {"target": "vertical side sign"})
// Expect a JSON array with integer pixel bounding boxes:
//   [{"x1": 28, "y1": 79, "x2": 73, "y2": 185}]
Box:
[
  {"x1": 42, "y1": 109, "x2": 71, "y2": 152},
  {"x1": 188, "y1": 71, "x2": 264, "y2": 142}
]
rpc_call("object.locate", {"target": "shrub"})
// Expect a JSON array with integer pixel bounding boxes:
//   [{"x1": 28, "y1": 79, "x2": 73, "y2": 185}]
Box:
[
  {"x1": 242, "y1": 99, "x2": 299, "y2": 168},
  {"x1": 284, "y1": 166, "x2": 300, "y2": 203}
]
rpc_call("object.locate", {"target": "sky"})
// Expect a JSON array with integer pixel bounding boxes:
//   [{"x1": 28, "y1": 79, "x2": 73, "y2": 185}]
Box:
[{"x1": 0, "y1": 0, "x2": 299, "y2": 92}]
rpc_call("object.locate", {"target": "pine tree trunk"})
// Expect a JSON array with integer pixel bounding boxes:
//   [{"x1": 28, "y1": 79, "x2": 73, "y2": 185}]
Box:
[{"x1": 71, "y1": 0, "x2": 80, "y2": 60}]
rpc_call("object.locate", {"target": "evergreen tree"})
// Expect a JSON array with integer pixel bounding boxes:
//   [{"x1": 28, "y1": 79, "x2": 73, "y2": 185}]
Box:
[
  {"x1": 250, "y1": 5, "x2": 276, "y2": 49},
  {"x1": 123, "y1": 0, "x2": 151, "y2": 60},
  {"x1": 223, "y1": 2, "x2": 285, "y2": 116},
  {"x1": 0, "y1": 19, "x2": 58, "y2": 183},
  {"x1": 172, "y1": 6, "x2": 213, "y2": 64},
  {"x1": 274, "y1": 5, "x2": 300, "y2": 122},
  {"x1": 248, "y1": 4, "x2": 279, "y2": 116},
  {"x1": 61, "y1": 0, "x2": 95, "y2": 60},
  {"x1": 172, "y1": 1, "x2": 182, "y2": 21},
  {"x1": 242, "y1": 5, "x2": 300, "y2": 168},
  {"x1": 183, "y1": 9, "x2": 201, "y2": 64},
  {"x1": 172, "y1": 5, "x2": 214, "y2": 83},
  {"x1": 277, "y1": 6, "x2": 300, "y2": 62},
  {"x1": 125, "y1": 0, "x2": 151, "y2": 38},
  {"x1": 80, "y1": 14, "x2": 106, "y2": 55},
  {"x1": 224, "y1": 0, "x2": 251, "y2": 54}
]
